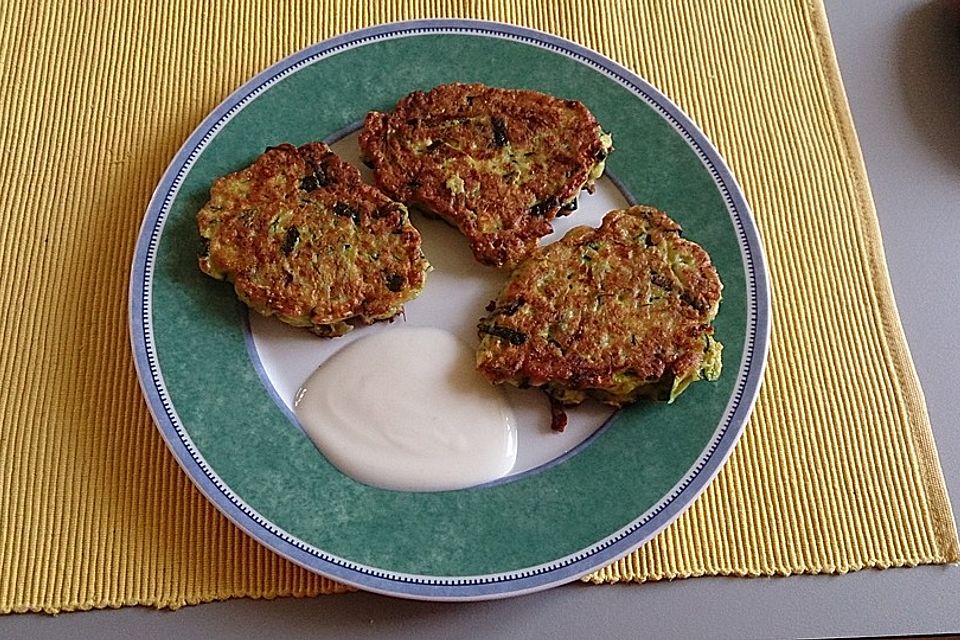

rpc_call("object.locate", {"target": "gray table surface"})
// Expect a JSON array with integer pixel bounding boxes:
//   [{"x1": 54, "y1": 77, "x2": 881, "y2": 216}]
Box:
[{"x1": 4, "y1": 1, "x2": 959, "y2": 638}]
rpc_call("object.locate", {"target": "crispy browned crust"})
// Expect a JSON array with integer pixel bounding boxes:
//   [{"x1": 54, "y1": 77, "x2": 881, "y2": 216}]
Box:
[
  {"x1": 476, "y1": 205, "x2": 722, "y2": 407},
  {"x1": 358, "y1": 83, "x2": 611, "y2": 268},
  {"x1": 196, "y1": 142, "x2": 429, "y2": 336}
]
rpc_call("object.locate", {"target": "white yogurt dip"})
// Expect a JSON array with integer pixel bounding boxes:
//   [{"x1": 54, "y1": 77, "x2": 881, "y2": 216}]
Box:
[{"x1": 294, "y1": 327, "x2": 517, "y2": 491}]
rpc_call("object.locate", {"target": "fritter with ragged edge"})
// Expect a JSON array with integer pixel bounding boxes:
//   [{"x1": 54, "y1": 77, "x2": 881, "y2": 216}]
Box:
[
  {"x1": 359, "y1": 83, "x2": 613, "y2": 268},
  {"x1": 476, "y1": 205, "x2": 722, "y2": 430},
  {"x1": 197, "y1": 142, "x2": 430, "y2": 337}
]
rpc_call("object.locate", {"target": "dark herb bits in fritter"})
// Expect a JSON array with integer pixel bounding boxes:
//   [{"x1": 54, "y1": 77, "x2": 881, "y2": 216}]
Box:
[
  {"x1": 491, "y1": 116, "x2": 509, "y2": 147},
  {"x1": 281, "y1": 227, "x2": 300, "y2": 255},
  {"x1": 479, "y1": 324, "x2": 527, "y2": 346},
  {"x1": 529, "y1": 197, "x2": 558, "y2": 218},
  {"x1": 333, "y1": 202, "x2": 360, "y2": 226},
  {"x1": 496, "y1": 297, "x2": 526, "y2": 316},
  {"x1": 384, "y1": 272, "x2": 405, "y2": 293}
]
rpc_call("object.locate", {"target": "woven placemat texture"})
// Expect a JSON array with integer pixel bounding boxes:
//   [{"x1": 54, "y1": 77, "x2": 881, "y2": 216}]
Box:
[{"x1": 0, "y1": 0, "x2": 956, "y2": 613}]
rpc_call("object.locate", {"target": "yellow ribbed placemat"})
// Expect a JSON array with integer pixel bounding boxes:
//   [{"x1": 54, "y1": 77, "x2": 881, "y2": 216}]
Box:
[{"x1": 0, "y1": 0, "x2": 956, "y2": 613}]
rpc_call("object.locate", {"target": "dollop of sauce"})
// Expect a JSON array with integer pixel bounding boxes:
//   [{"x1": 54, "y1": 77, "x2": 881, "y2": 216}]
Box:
[{"x1": 294, "y1": 327, "x2": 518, "y2": 491}]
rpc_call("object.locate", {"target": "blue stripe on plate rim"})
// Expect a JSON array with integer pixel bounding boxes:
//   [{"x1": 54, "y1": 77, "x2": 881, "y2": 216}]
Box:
[{"x1": 128, "y1": 18, "x2": 772, "y2": 601}]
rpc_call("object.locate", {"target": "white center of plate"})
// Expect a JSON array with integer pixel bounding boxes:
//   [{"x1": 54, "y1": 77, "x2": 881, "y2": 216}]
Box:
[{"x1": 249, "y1": 131, "x2": 632, "y2": 482}]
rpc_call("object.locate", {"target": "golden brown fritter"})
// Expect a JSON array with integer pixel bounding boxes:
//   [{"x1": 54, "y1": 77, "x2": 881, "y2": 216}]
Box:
[
  {"x1": 359, "y1": 83, "x2": 612, "y2": 268},
  {"x1": 196, "y1": 142, "x2": 430, "y2": 336},
  {"x1": 476, "y1": 205, "x2": 722, "y2": 429}
]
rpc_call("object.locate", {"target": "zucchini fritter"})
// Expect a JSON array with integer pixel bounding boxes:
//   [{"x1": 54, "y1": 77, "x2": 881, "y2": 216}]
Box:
[
  {"x1": 476, "y1": 206, "x2": 722, "y2": 429},
  {"x1": 197, "y1": 142, "x2": 429, "y2": 337},
  {"x1": 359, "y1": 83, "x2": 612, "y2": 268}
]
